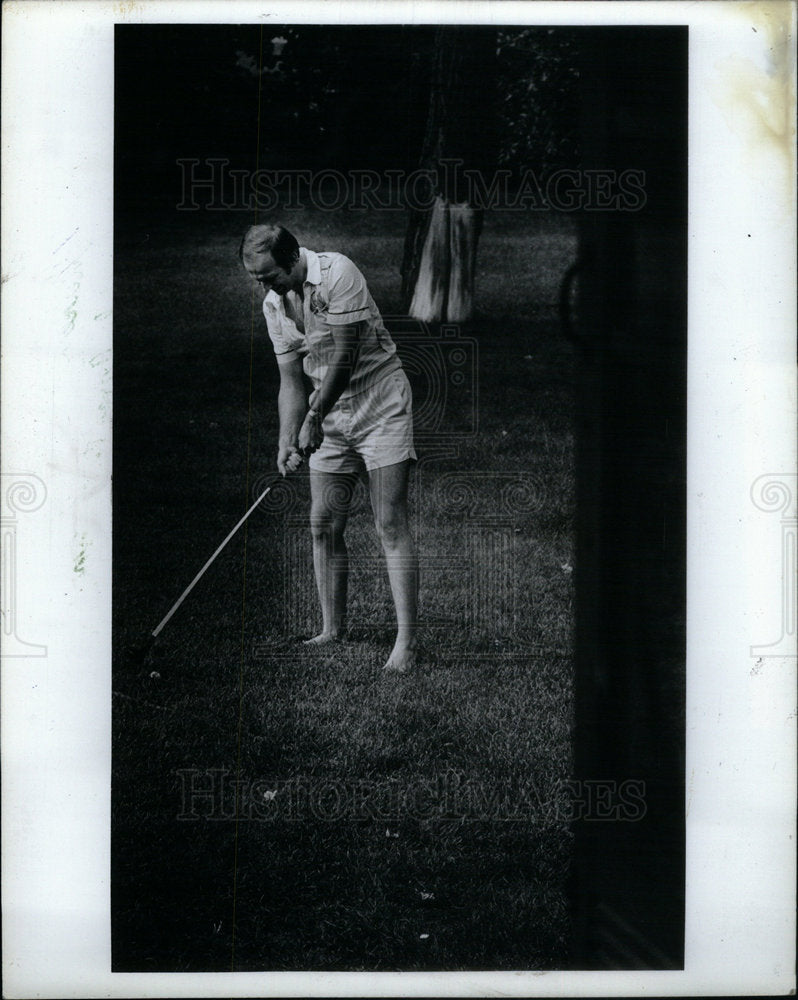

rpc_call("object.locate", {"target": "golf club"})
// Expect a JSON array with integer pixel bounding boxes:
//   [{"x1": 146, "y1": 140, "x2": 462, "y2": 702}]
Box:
[{"x1": 132, "y1": 458, "x2": 304, "y2": 668}]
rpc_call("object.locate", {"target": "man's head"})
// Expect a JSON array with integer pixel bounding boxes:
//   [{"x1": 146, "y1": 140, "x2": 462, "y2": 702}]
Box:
[{"x1": 239, "y1": 223, "x2": 304, "y2": 295}]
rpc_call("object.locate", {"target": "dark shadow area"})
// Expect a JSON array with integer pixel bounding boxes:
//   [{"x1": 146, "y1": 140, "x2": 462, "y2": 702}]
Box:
[{"x1": 569, "y1": 27, "x2": 687, "y2": 969}]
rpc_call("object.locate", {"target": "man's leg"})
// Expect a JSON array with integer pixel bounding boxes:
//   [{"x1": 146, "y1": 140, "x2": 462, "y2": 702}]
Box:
[
  {"x1": 307, "y1": 470, "x2": 358, "y2": 644},
  {"x1": 368, "y1": 460, "x2": 418, "y2": 671}
]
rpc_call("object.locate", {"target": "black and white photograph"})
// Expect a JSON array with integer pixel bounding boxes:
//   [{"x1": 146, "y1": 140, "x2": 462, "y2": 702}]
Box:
[
  {"x1": 110, "y1": 21, "x2": 686, "y2": 973},
  {"x1": 1, "y1": 1, "x2": 795, "y2": 996}
]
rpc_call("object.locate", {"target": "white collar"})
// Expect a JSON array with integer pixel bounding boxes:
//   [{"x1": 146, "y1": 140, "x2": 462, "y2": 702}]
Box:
[
  {"x1": 263, "y1": 247, "x2": 321, "y2": 309},
  {"x1": 302, "y1": 247, "x2": 321, "y2": 286}
]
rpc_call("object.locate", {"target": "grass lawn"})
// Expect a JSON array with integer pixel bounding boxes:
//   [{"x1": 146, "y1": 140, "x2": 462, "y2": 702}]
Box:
[{"x1": 112, "y1": 203, "x2": 579, "y2": 971}]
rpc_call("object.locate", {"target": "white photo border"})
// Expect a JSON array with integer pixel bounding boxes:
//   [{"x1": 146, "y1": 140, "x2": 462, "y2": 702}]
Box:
[{"x1": 1, "y1": 1, "x2": 795, "y2": 996}]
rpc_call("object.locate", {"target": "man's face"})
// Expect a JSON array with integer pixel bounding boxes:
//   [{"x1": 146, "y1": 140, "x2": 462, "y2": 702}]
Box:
[{"x1": 245, "y1": 250, "x2": 296, "y2": 296}]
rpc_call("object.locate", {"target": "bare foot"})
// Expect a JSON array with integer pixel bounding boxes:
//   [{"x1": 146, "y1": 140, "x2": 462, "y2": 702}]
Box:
[
  {"x1": 302, "y1": 631, "x2": 341, "y2": 646},
  {"x1": 383, "y1": 643, "x2": 417, "y2": 674}
]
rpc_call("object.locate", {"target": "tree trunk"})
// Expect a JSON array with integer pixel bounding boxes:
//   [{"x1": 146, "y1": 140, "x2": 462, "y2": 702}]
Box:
[
  {"x1": 401, "y1": 27, "x2": 496, "y2": 323},
  {"x1": 407, "y1": 196, "x2": 483, "y2": 322}
]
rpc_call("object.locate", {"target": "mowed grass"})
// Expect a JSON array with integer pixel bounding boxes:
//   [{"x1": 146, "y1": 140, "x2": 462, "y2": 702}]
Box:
[{"x1": 112, "y1": 204, "x2": 578, "y2": 971}]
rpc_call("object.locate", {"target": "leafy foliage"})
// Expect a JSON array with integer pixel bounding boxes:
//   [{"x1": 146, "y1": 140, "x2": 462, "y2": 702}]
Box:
[
  {"x1": 496, "y1": 28, "x2": 582, "y2": 173},
  {"x1": 237, "y1": 26, "x2": 436, "y2": 171},
  {"x1": 232, "y1": 26, "x2": 580, "y2": 173}
]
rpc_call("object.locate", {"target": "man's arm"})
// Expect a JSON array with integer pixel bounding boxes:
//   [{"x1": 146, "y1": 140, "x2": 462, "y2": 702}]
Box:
[
  {"x1": 298, "y1": 322, "x2": 363, "y2": 453},
  {"x1": 276, "y1": 356, "x2": 307, "y2": 475}
]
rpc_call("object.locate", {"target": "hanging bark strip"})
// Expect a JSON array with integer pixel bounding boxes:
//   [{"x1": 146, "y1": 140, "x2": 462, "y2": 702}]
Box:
[
  {"x1": 407, "y1": 196, "x2": 483, "y2": 323},
  {"x1": 401, "y1": 26, "x2": 497, "y2": 323}
]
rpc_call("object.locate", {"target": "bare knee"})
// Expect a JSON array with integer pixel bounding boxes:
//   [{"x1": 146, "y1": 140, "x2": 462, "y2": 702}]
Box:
[
  {"x1": 310, "y1": 518, "x2": 339, "y2": 545},
  {"x1": 310, "y1": 508, "x2": 346, "y2": 546},
  {"x1": 374, "y1": 511, "x2": 407, "y2": 550}
]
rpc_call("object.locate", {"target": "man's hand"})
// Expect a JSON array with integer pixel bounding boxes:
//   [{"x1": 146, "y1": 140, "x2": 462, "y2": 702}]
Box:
[
  {"x1": 297, "y1": 408, "x2": 324, "y2": 455},
  {"x1": 277, "y1": 443, "x2": 304, "y2": 477}
]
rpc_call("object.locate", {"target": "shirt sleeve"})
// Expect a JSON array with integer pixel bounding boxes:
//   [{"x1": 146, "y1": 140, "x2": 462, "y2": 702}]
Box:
[
  {"x1": 324, "y1": 255, "x2": 372, "y2": 327},
  {"x1": 262, "y1": 293, "x2": 300, "y2": 364}
]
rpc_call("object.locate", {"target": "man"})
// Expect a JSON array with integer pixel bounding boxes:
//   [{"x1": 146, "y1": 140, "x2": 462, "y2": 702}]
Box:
[{"x1": 240, "y1": 223, "x2": 418, "y2": 673}]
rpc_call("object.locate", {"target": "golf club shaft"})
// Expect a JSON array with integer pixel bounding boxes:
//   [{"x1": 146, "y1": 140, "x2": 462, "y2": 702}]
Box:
[{"x1": 151, "y1": 476, "x2": 281, "y2": 638}]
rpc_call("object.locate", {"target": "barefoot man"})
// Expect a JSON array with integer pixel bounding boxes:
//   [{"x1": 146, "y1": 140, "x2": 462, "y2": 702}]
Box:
[{"x1": 240, "y1": 223, "x2": 418, "y2": 672}]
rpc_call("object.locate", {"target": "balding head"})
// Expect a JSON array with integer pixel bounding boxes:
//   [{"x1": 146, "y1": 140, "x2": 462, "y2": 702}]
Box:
[{"x1": 239, "y1": 223, "x2": 300, "y2": 271}]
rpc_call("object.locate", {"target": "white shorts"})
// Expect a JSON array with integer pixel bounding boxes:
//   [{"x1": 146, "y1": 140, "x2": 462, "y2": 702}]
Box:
[{"x1": 309, "y1": 369, "x2": 417, "y2": 474}]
